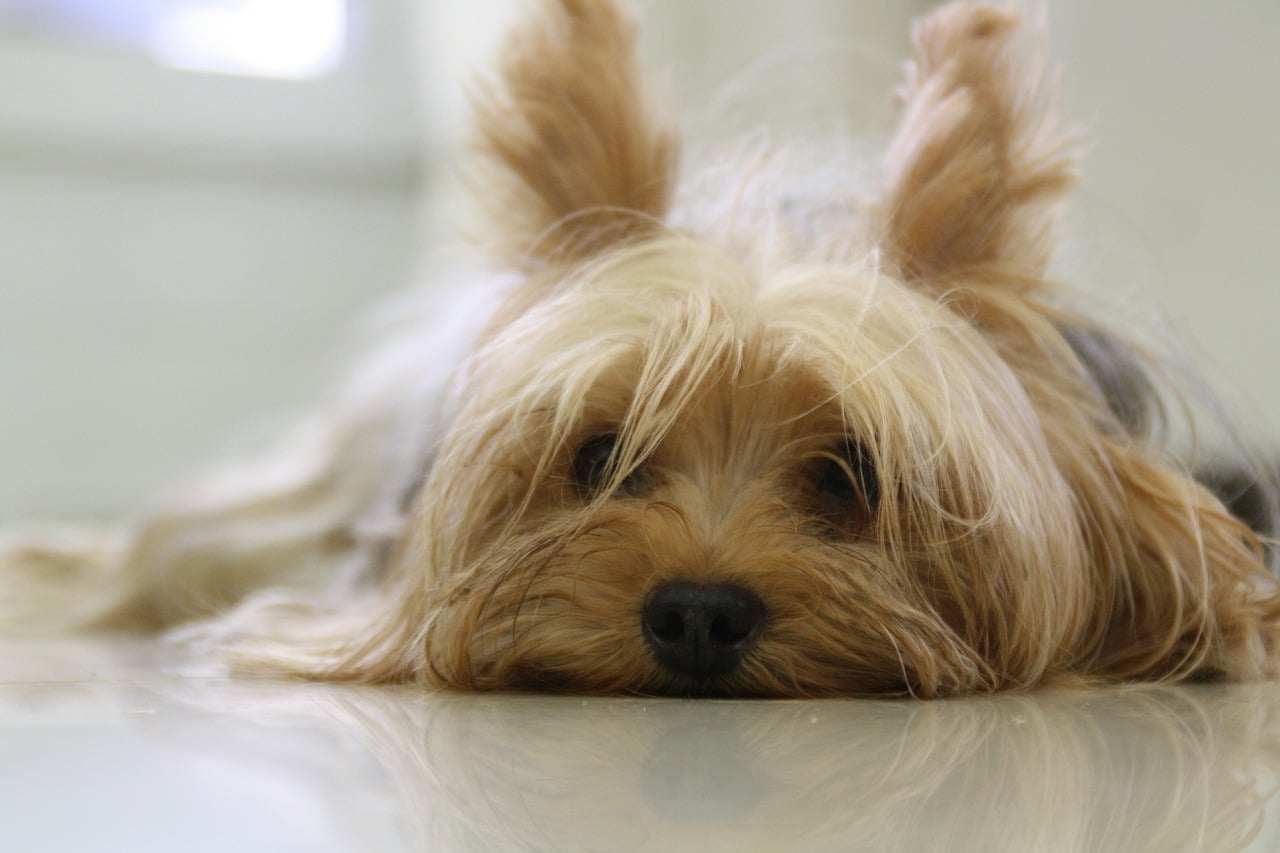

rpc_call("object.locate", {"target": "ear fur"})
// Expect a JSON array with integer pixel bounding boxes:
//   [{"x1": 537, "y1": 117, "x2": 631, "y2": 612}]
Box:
[
  {"x1": 470, "y1": 0, "x2": 680, "y2": 266},
  {"x1": 1089, "y1": 451, "x2": 1280, "y2": 682},
  {"x1": 874, "y1": 3, "x2": 1076, "y2": 282}
]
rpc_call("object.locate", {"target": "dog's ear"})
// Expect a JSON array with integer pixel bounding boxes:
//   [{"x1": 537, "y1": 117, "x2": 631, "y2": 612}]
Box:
[
  {"x1": 1087, "y1": 450, "x2": 1280, "y2": 683},
  {"x1": 873, "y1": 3, "x2": 1075, "y2": 282},
  {"x1": 470, "y1": 0, "x2": 679, "y2": 266}
]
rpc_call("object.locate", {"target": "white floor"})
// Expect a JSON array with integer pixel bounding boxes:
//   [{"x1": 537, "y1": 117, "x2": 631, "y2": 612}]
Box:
[{"x1": 2, "y1": 638, "x2": 1278, "y2": 852}]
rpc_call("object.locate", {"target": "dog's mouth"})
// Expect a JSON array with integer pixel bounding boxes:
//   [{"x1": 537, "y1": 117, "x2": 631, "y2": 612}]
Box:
[
  {"x1": 645, "y1": 677, "x2": 770, "y2": 700},
  {"x1": 505, "y1": 665, "x2": 759, "y2": 698}
]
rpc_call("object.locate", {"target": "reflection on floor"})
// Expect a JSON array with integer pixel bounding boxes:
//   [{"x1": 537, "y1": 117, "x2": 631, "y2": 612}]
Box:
[{"x1": 2, "y1": 637, "x2": 1279, "y2": 852}]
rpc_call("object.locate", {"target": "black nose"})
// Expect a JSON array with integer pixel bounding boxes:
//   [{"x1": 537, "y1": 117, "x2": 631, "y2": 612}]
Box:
[{"x1": 642, "y1": 581, "x2": 766, "y2": 682}]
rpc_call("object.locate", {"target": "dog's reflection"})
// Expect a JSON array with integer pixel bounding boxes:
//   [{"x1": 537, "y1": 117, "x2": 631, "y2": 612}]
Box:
[
  {"x1": 277, "y1": 686, "x2": 1280, "y2": 851},
  {"x1": 10, "y1": 672, "x2": 1279, "y2": 850}
]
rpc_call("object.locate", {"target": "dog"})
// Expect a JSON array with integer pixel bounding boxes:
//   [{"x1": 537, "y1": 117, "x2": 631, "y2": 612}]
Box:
[{"x1": 4, "y1": 0, "x2": 1279, "y2": 698}]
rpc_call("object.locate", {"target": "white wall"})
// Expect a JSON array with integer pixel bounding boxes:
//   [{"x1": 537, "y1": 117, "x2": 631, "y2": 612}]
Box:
[
  {"x1": 1049, "y1": 1, "x2": 1280, "y2": 443},
  {"x1": 0, "y1": 1, "x2": 422, "y2": 518}
]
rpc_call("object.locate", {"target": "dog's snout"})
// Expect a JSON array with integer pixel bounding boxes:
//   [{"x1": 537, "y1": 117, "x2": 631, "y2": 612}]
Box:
[{"x1": 642, "y1": 581, "x2": 766, "y2": 682}]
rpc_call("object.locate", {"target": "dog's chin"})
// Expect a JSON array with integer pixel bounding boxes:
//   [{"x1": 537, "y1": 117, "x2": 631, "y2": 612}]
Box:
[
  {"x1": 500, "y1": 660, "x2": 745, "y2": 698},
  {"x1": 499, "y1": 649, "x2": 915, "y2": 699},
  {"x1": 650, "y1": 680, "x2": 768, "y2": 700},
  {"x1": 511, "y1": 671, "x2": 765, "y2": 700}
]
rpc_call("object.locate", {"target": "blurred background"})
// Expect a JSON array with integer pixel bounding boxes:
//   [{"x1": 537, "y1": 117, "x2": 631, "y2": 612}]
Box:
[{"x1": 0, "y1": 0, "x2": 1276, "y2": 519}]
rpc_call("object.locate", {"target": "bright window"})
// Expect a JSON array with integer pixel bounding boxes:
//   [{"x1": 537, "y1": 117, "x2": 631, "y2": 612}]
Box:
[{"x1": 0, "y1": 0, "x2": 347, "y2": 80}]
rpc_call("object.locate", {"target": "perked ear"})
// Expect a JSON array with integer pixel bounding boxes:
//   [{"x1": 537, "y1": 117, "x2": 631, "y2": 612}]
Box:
[
  {"x1": 874, "y1": 3, "x2": 1076, "y2": 282},
  {"x1": 470, "y1": 0, "x2": 680, "y2": 266}
]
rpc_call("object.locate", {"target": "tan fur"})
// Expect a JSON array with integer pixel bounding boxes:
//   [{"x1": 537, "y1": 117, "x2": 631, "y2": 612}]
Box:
[
  {"x1": 4, "y1": 1, "x2": 1279, "y2": 697},
  {"x1": 470, "y1": 0, "x2": 680, "y2": 268},
  {"x1": 873, "y1": 4, "x2": 1075, "y2": 281}
]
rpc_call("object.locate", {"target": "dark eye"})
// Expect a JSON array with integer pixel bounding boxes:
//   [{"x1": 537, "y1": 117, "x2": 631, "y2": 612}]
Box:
[
  {"x1": 814, "y1": 440, "x2": 879, "y2": 530},
  {"x1": 571, "y1": 432, "x2": 645, "y2": 499}
]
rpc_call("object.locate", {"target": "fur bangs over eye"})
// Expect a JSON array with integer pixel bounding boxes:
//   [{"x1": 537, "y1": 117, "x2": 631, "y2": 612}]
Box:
[
  {"x1": 571, "y1": 432, "x2": 649, "y2": 499},
  {"x1": 813, "y1": 440, "x2": 879, "y2": 533}
]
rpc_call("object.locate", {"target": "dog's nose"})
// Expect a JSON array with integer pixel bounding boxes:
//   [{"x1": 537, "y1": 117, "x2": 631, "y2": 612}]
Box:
[{"x1": 642, "y1": 581, "x2": 766, "y2": 682}]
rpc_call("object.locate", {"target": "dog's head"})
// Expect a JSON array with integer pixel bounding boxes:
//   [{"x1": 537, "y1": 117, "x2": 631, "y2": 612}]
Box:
[{"x1": 351, "y1": 1, "x2": 1277, "y2": 697}]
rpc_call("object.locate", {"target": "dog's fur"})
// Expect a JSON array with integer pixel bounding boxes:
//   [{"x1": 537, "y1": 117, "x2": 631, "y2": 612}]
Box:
[{"x1": 4, "y1": 1, "x2": 1280, "y2": 697}]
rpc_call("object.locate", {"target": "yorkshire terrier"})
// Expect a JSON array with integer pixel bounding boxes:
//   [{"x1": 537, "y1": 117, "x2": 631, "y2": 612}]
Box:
[{"x1": 4, "y1": 0, "x2": 1280, "y2": 697}]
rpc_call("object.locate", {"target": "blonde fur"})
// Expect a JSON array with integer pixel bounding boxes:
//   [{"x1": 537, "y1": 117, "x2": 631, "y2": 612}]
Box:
[{"x1": 4, "y1": 1, "x2": 1279, "y2": 697}]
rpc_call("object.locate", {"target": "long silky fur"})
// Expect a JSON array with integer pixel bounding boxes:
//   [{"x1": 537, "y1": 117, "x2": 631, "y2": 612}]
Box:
[{"x1": 3, "y1": 0, "x2": 1279, "y2": 697}]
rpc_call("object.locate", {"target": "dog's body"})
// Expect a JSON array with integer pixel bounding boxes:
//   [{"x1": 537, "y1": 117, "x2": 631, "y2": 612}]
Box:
[{"x1": 4, "y1": 1, "x2": 1279, "y2": 697}]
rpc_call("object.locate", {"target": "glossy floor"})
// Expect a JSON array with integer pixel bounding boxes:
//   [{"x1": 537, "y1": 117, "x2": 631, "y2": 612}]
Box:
[{"x1": 3, "y1": 638, "x2": 1279, "y2": 852}]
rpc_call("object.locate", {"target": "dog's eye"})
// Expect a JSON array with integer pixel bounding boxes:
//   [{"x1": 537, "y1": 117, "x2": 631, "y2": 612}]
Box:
[
  {"x1": 814, "y1": 440, "x2": 879, "y2": 530},
  {"x1": 571, "y1": 432, "x2": 644, "y2": 499}
]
